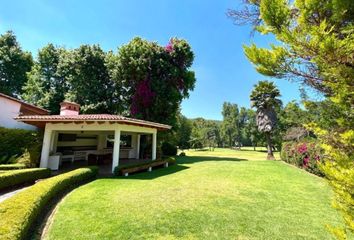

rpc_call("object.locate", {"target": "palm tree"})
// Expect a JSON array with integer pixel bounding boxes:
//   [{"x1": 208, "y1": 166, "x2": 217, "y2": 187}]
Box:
[{"x1": 250, "y1": 81, "x2": 282, "y2": 160}]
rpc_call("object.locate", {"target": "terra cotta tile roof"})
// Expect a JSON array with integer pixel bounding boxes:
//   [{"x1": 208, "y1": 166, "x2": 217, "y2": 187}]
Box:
[{"x1": 15, "y1": 114, "x2": 171, "y2": 130}]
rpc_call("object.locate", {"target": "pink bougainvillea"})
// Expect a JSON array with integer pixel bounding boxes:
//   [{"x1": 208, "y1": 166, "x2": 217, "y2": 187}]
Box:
[
  {"x1": 281, "y1": 140, "x2": 324, "y2": 176},
  {"x1": 130, "y1": 79, "x2": 155, "y2": 116},
  {"x1": 303, "y1": 156, "x2": 310, "y2": 167},
  {"x1": 165, "y1": 40, "x2": 174, "y2": 53},
  {"x1": 297, "y1": 143, "x2": 307, "y2": 154}
]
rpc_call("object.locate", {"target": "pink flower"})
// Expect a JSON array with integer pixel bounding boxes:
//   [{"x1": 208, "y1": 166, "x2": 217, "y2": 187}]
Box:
[
  {"x1": 303, "y1": 156, "x2": 310, "y2": 167},
  {"x1": 165, "y1": 42, "x2": 173, "y2": 53},
  {"x1": 297, "y1": 143, "x2": 307, "y2": 154},
  {"x1": 130, "y1": 79, "x2": 155, "y2": 116}
]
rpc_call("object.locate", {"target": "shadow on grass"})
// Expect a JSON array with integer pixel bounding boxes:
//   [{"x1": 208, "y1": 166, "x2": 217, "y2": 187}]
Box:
[
  {"x1": 103, "y1": 164, "x2": 190, "y2": 180},
  {"x1": 101, "y1": 156, "x2": 248, "y2": 180},
  {"x1": 177, "y1": 156, "x2": 247, "y2": 164}
]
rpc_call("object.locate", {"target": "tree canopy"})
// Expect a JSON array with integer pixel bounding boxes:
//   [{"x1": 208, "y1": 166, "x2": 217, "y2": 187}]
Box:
[
  {"x1": 116, "y1": 37, "x2": 196, "y2": 126},
  {"x1": 0, "y1": 31, "x2": 32, "y2": 97}
]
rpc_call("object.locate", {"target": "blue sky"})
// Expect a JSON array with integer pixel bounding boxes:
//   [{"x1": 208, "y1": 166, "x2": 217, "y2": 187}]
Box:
[{"x1": 0, "y1": 0, "x2": 305, "y2": 120}]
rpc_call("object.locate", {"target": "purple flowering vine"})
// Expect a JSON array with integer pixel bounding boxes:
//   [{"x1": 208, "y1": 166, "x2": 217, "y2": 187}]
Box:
[{"x1": 130, "y1": 79, "x2": 155, "y2": 116}]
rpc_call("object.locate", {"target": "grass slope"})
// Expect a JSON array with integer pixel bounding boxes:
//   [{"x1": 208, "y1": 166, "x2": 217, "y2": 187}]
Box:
[{"x1": 44, "y1": 149, "x2": 342, "y2": 240}]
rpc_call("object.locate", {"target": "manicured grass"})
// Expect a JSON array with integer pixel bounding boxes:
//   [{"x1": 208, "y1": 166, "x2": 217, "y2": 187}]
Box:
[
  {"x1": 182, "y1": 147, "x2": 280, "y2": 161},
  {"x1": 44, "y1": 149, "x2": 342, "y2": 239}
]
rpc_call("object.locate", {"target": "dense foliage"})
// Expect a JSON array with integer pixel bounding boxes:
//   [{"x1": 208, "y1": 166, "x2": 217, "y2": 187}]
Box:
[
  {"x1": 21, "y1": 37, "x2": 196, "y2": 128},
  {"x1": 0, "y1": 31, "x2": 32, "y2": 96},
  {"x1": 22, "y1": 44, "x2": 123, "y2": 114},
  {"x1": 0, "y1": 127, "x2": 42, "y2": 166},
  {"x1": 116, "y1": 37, "x2": 196, "y2": 126},
  {"x1": 0, "y1": 168, "x2": 51, "y2": 191},
  {"x1": 229, "y1": 0, "x2": 354, "y2": 237},
  {"x1": 0, "y1": 167, "x2": 98, "y2": 240},
  {"x1": 161, "y1": 142, "x2": 178, "y2": 156},
  {"x1": 281, "y1": 140, "x2": 323, "y2": 176}
]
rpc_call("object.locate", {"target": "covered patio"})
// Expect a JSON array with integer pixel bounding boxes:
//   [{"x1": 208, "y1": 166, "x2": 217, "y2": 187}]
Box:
[{"x1": 15, "y1": 101, "x2": 171, "y2": 173}]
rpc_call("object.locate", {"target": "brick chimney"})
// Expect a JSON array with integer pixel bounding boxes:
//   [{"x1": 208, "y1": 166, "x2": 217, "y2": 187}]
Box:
[{"x1": 60, "y1": 101, "x2": 80, "y2": 116}]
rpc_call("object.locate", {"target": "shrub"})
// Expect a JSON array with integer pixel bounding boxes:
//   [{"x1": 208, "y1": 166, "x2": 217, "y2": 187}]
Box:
[
  {"x1": 0, "y1": 168, "x2": 51, "y2": 190},
  {"x1": 0, "y1": 167, "x2": 98, "y2": 240},
  {"x1": 0, "y1": 127, "x2": 42, "y2": 166},
  {"x1": 281, "y1": 140, "x2": 324, "y2": 176},
  {"x1": 179, "y1": 152, "x2": 186, "y2": 157},
  {"x1": 161, "y1": 142, "x2": 177, "y2": 156},
  {"x1": 0, "y1": 164, "x2": 26, "y2": 170}
]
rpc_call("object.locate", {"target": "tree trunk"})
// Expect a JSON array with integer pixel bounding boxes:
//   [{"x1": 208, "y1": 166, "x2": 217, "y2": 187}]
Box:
[{"x1": 265, "y1": 133, "x2": 275, "y2": 160}]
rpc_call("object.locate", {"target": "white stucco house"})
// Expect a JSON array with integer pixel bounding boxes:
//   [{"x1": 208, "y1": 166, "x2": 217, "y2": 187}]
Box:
[
  {"x1": 15, "y1": 101, "x2": 171, "y2": 173},
  {"x1": 0, "y1": 92, "x2": 49, "y2": 130}
]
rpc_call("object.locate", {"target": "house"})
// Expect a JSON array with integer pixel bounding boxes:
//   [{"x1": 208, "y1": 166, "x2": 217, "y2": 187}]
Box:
[
  {"x1": 0, "y1": 92, "x2": 49, "y2": 130},
  {"x1": 15, "y1": 101, "x2": 171, "y2": 173}
]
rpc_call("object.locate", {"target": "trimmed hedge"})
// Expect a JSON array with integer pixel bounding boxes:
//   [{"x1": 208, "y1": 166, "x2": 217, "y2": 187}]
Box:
[
  {"x1": 0, "y1": 167, "x2": 98, "y2": 240},
  {"x1": 0, "y1": 164, "x2": 26, "y2": 170},
  {"x1": 281, "y1": 140, "x2": 324, "y2": 176},
  {"x1": 0, "y1": 127, "x2": 42, "y2": 165},
  {"x1": 114, "y1": 157, "x2": 176, "y2": 175},
  {"x1": 0, "y1": 168, "x2": 51, "y2": 191}
]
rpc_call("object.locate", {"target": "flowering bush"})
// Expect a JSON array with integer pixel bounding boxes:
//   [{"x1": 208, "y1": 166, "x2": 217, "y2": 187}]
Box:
[{"x1": 281, "y1": 140, "x2": 324, "y2": 176}]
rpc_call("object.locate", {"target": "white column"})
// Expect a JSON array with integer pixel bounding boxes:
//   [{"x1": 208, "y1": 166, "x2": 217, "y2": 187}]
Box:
[
  {"x1": 152, "y1": 131, "x2": 157, "y2": 160},
  {"x1": 49, "y1": 131, "x2": 56, "y2": 153},
  {"x1": 136, "y1": 134, "x2": 140, "y2": 159},
  {"x1": 40, "y1": 125, "x2": 53, "y2": 168},
  {"x1": 112, "y1": 129, "x2": 121, "y2": 173}
]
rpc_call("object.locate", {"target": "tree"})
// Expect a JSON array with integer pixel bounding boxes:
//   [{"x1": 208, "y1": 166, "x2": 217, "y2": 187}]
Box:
[
  {"x1": 221, "y1": 102, "x2": 239, "y2": 148},
  {"x1": 243, "y1": 109, "x2": 261, "y2": 150},
  {"x1": 229, "y1": 0, "x2": 354, "y2": 237},
  {"x1": 175, "y1": 113, "x2": 193, "y2": 149},
  {"x1": 250, "y1": 81, "x2": 282, "y2": 159},
  {"x1": 115, "y1": 37, "x2": 196, "y2": 127},
  {"x1": 0, "y1": 31, "x2": 32, "y2": 96},
  {"x1": 22, "y1": 44, "x2": 66, "y2": 114},
  {"x1": 23, "y1": 44, "x2": 124, "y2": 114},
  {"x1": 280, "y1": 101, "x2": 310, "y2": 129},
  {"x1": 61, "y1": 45, "x2": 121, "y2": 114}
]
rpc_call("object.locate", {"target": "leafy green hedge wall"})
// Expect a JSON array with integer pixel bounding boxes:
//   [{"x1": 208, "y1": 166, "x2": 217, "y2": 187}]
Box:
[
  {"x1": 0, "y1": 167, "x2": 98, "y2": 240},
  {"x1": 281, "y1": 140, "x2": 324, "y2": 176},
  {"x1": 0, "y1": 168, "x2": 51, "y2": 190},
  {"x1": 0, "y1": 127, "x2": 42, "y2": 165}
]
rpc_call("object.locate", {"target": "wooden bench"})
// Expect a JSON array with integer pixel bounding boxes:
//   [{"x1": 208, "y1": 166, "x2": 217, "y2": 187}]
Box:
[{"x1": 120, "y1": 160, "x2": 169, "y2": 177}]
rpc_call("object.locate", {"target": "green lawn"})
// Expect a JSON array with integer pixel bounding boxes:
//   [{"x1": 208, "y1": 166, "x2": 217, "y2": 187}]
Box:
[
  {"x1": 182, "y1": 147, "x2": 280, "y2": 161},
  {"x1": 44, "y1": 148, "x2": 342, "y2": 240}
]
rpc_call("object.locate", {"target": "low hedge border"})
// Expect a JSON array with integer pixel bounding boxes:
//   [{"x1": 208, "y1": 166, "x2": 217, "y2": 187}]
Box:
[
  {"x1": 0, "y1": 168, "x2": 51, "y2": 191},
  {"x1": 0, "y1": 164, "x2": 26, "y2": 170},
  {"x1": 0, "y1": 167, "x2": 98, "y2": 240},
  {"x1": 114, "y1": 157, "x2": 176, "y2": 175}
]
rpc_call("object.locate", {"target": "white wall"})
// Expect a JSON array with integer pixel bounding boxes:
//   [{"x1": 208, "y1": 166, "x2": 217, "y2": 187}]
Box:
[{"x1": 0, "y1": 97, "x2": 37, "y2": 130}]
